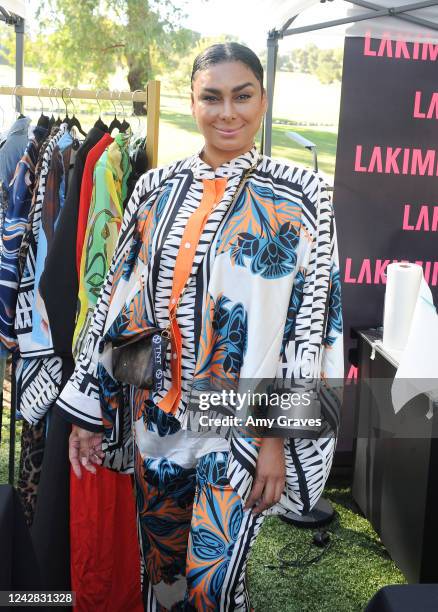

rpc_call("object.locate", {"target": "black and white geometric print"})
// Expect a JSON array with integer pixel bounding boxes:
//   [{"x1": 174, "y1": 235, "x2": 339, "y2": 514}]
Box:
[{"x1": 56, "y1": 148, "x2": 344, "y2": 515}]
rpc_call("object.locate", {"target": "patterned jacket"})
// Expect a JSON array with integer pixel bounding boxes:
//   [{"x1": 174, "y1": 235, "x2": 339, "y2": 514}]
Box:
[
  {"x1": 14, "y1": 125, "x2": 69, "y2": 423},
  {"x1": 0, "y1": 125, "x2": 47, "y2": 353},
  {"x1": 56, "y1": 147, "x2": 344, "y2": 515},
  {"x1": 73, "y1": 133, "x2": 131, "y2": 358}
]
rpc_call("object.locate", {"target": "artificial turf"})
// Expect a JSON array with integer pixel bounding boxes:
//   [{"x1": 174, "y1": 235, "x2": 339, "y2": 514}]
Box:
[
  {"x1": 248, "y1": 477, "x2": 406, "y2": 612},
  {"x1": 1, "y1": 378, "x2": 406, "y2": 612}
]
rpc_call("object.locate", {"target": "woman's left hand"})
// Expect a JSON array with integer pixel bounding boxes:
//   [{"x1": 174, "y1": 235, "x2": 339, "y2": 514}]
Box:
[{"x1": 244, "y1": 437, "x2": 286, "y2": 514}]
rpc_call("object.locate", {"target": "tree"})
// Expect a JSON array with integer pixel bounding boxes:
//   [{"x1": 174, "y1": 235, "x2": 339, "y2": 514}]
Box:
[
  {"x1": 285, "y1": 44, "x2": 343, "y2": 84},
  {"x1": 0, "y1": 28, "x2": 14, "y2": 66},
  {"x1": 277, "y1": 53, "x2": 292, "y2": 71},
  {"x1": 315, "y1": 49, "x2": 343, "y2": 84},
  {"x1": 288, "y1": 44, "x2": 320, "y2": 74},
  {"x1": 164, "y1": 34, "x2": 238, "y2": 96},
  {"x1": 0, "y1": 27, "x2": 44, "y2": 70},
  {"x1": 35, "y1": 0, "x2": 200, "y2": 113}
]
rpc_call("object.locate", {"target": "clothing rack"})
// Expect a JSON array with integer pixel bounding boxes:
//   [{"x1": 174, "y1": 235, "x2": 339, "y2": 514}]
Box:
[
  {"x1": 0, "y1": 81, "x2": 161, "y2": 169},
  {"x1": 1, "y1": 80, "x2": 161, "y2": 484}
]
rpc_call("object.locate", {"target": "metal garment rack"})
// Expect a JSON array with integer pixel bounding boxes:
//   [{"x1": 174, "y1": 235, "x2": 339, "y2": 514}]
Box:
[
  {"x1": 0, "y1": 4, "x2": 24, "y2": 484},
  {"x1": 0, "y1": 81, "x2": 161, "y2": 484},
  {"x1": 0, "y1": 4, "x2": 24, "y2": 112},
  {"x1": 0, "y1": 82, "x2": 161, "y2": 169}
]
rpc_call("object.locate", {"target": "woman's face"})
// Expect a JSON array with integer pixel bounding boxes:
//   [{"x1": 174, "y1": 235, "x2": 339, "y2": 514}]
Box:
[{"x1": 191, "y1": 60, "x2": 267, "y2": 160}]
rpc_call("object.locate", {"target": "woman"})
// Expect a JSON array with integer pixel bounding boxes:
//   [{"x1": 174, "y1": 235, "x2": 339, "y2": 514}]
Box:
[{"x1": 58, "y1": 43, "x2": 343, "y2": 610}]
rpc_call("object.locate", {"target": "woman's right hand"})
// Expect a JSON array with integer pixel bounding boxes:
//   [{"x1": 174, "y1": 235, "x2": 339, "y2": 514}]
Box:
[{"x1": 69, "y1": 425, "x2": 105, "y2": 479}]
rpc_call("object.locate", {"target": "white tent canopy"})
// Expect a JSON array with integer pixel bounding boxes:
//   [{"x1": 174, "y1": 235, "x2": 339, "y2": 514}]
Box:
[
  {"x1": 268, "y1": 0, "x2": 321, "y2": 30},
  {"x1": 0, "y1": 0, "x2": 25, "y2": 19},
  {"x1": 266, "y1": 0, "x2": 438, "y2": 39},
  {"x1": 263, "y1": 0, "x2": 438, "y2": 155}
]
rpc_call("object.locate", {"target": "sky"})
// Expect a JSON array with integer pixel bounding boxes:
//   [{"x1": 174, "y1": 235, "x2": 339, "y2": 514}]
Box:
[
  {"x1": 176, "y1": 0, "x2": 349, "y2": 51},
  {"x1": 180, "y1": 0, "x2": 438, "y2": 50},
  {"x1": 23, "y1": 0, "x2": 349, "y2": 52},
  {"x1": 21, "y1": 0, "x2": 438, "y2": 50}
]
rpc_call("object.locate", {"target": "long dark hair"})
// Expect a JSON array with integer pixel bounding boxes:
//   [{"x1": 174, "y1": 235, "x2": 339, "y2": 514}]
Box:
[{"x1": 191, "y1": 42, "x2": 264, "y2": 91}]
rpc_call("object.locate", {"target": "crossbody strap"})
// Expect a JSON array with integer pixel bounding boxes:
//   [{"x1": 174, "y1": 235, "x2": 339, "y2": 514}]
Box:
[
  {"x1": 166, "y1": 162, "x2": 257, "y2": 334},
  {"x1": 159, "y1": 161, "x2": 258, "y2": 414}
]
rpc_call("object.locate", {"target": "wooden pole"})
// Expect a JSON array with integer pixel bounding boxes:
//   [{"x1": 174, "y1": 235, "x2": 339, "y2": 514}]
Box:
[
  {"x1": 146, "y1": 80, "x2": 160, "y2": 169},
  {"x1": 0, "y1": 85, "x2": 148, "y2": 102},
  {"x1": 0, "y1": 82, "x2": 161, "y2": 168}
]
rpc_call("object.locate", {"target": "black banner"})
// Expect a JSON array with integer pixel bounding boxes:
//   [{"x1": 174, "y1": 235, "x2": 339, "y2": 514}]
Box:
[{"x1": 334, "y1": 34, "x2": 438, "y2": 379}]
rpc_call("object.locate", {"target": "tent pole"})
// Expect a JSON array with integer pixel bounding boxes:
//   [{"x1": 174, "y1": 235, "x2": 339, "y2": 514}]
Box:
[
  {"x1": 15, "y1": 17, "x2": 24, "y2": 113},
  {"x1": 345, "y1": 0, "x2": 438, "y2": 31},
  {"x1": 264, "y1": 29, "x2": 280, "y2": 157}
]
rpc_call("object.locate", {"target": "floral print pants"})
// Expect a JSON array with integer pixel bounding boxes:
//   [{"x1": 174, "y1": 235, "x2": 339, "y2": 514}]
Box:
[{"x1": 135, "y1": 438, "x2": 264, "y2": 611}]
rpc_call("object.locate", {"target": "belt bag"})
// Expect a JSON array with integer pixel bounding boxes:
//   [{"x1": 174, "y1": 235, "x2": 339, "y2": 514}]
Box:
[{"x1": 112, "y1": 328, "x2": 169, "y2": 390}]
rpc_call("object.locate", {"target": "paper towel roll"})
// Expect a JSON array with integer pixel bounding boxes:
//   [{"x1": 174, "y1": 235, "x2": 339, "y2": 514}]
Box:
[
  {"x1": 382, "y1": 262, "x2": 423, "y2": 352},
  {"x1": 391, "y1": 276, "x2": 438, "y2": 414}
]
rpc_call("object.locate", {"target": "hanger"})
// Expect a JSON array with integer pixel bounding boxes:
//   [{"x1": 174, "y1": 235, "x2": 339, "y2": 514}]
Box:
[
  {"x1": 36, "y1": 87, "x2": 50, "y2": 129},
  {"x1": 118, "y1": 91, "x2": 130, "y2": 132},
  {"x1": 66, "y1": 88, "x2": 87, "y2": 137},
  {"x1": 131, "y1": 90, "x2": 144, "y2": 136},
  {"x1": 54, "y1": 89, "x2": 63, "y2": 127},
  {"x1": 48, "y1": 87, "x2": 56, "y2": 129},
  {"x1": 12, "y1": 86, "x2": 26, "y2": 120},
  {"x1": 61, "y1": 87, "x2": 73, "y2": 128},
  {"x1": 108, "y1": 92, "x2": 123, "y2": 134},
  {"x1": 93, "y1": 89, "x2": 108, "y2": 132}
]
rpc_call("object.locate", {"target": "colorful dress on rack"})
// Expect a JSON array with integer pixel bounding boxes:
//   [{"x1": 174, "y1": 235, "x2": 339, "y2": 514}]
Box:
[
  {"x1": 39, "y1": 126, "x2": 109, "y2": 358},
  {"x1": 73, "y1": 132, "x2": 131, "y2": 358},
  {"x1": 75, "y1": 132, "x2": 114, "y2": 279},
  {"x1": 60, "y1": 128, "x2": 140, "y2": 612}
]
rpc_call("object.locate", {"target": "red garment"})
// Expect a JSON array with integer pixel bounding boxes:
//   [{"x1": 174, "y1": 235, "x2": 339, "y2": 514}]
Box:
[
  {"x1": 70, "y1": 466, "x2": 142, "y2": 612},
  {"x1": 76, "y1": 133, "x2": 113, "y2": 278}
]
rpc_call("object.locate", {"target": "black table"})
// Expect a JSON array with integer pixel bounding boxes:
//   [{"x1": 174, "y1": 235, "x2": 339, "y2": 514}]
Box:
[
  {"x1": 365, "y1": 584, "x2": 438, "y2": 612},
  {"x1": 353, "y1": 329, "x2": 438, "y2": 583}
]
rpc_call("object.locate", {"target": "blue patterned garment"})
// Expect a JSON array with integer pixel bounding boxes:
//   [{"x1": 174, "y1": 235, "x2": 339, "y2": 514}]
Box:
[
  {"x1": 0, "y1": 117, "x2": 31, "y2": 197},
  {"x1": 31, "y1": 129, "x2": 73, "y2": 348},
  {"x1": 15, "y1": 124, "x2": 69, "y2": 358},
  {"x1": 0, "y1": 125, "x2": 47, "y2": 354},
  {"x1": 0, "y1": 117, "x2": 32, "y2": 249},
  {"x1": 13, "y1": 125, "x2": 68, "y2": 424}
]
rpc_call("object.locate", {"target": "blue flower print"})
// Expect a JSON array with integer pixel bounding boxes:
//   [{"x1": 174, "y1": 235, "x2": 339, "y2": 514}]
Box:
[
  {"x1": 233, "y1": 221, "x2": 299, "y2": 279},
  {"x1": 324, "y1": 266, "x2": 343, "y2": 346},
  {"x1": 213, "y1": 296, "x2": 247, "y2": 375},
  {"x1": 281, "y1": 269, "x2": 306, "y2": 356}
]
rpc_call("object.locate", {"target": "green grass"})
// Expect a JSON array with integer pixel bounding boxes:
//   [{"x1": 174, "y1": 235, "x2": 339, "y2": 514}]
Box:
[
  {"x1": 158, "y1": 105, "x2": 338, "y2": 178},
  {"x1": 0, "y1": 359, "x2": 20, "y2": 485},
  {"x1": 248, "y1": 477, "x2": 406, "y2": 612},
  {"x1": 270, "y1": 123, "x2": 337, "y2": 177},
  {"x1": 0, "y1": 400, "x2": 21, "y2": 485},
  {"x1": 0, "y1": 66, "x2": 340, "y2": 180},
  {"x1": 0, "y1": 414, "x2": 406, "y2": 611}
]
